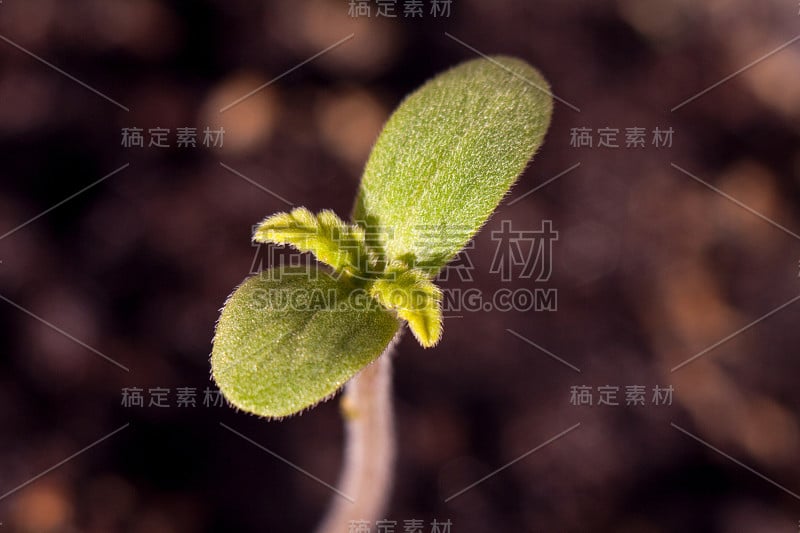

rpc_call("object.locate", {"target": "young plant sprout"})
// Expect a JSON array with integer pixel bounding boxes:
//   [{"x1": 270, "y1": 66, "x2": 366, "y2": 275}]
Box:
[{"x1": 212, "y1": 56, "x2": 553, "y2": 530}]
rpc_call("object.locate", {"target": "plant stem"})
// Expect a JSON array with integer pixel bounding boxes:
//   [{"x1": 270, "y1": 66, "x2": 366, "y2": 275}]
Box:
[{"x1": 316, "y1": 334, "x2": 400, "y2": 533}]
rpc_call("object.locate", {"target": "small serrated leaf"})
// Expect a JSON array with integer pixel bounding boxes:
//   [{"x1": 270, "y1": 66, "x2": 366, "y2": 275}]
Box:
[
  {"x1": 211, "y1": 266, "x2": 399, "y2": 418},
  {"x1": 254, "y1": 207, "x2": 368, "y2": 275},
  {"x1": 369, "y1": 267, "x2": 442, "y2": 347}
]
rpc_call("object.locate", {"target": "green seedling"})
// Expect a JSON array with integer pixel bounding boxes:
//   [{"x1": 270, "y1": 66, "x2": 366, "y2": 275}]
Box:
[{"x1": 212, "y1": 56, "x2": 553, "y2": 418}]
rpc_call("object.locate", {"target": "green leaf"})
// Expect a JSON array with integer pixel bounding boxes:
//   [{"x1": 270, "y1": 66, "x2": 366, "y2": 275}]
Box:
[
  {"x1": 353, "y1": 56, "x2": 553, "y2": 275},
  {"x1": 211, "y1": 266, "x2": 399, "y2": 418},
  {"x1": 254, "y1": 207, "x2": 369, "y2": 277},
  {"x1": 369, "y1": 266, "x2": 442, "y2": 347}
]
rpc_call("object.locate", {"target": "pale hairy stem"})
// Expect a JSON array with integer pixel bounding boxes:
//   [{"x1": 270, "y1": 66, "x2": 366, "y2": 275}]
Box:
[{"x1": 316, "y1": 334, "x2": 400, "y2": 533}]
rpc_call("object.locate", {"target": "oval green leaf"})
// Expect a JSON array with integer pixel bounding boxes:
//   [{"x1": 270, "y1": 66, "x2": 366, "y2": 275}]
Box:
[
  {"x1": 353, "y1": 56, "x2": 553, "y2": 274},
  {"x1": 211, "y1": 266, "x2": 399, "y2": 418}
]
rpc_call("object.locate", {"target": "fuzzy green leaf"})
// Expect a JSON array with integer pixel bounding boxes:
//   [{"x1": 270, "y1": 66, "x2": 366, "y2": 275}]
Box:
[
  {"x1": 369, "y1": 266, "x2": 442, "y2": 347},
  {"x1": 353, "y1": 56, "x2": 553, "y2": 275},
  {"x1": 211, "y1": 267, "x2": 399, "y2": 418},
  {"x1": 254, "y1": 207, "x2": 369, "y2": 276}
]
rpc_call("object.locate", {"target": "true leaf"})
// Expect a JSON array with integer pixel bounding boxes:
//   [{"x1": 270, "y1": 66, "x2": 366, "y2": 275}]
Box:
[
  {"x1": 369, "y1": 266, "x2": 442, "y2": 347},
  {"x1": 254, "y1": 208, "x2": 369, "y2": 277},
  {"x1": 211, "y1": 266, "x2": 399, "y2": 418},
  {"x1": 352, "y1": 56, "x2": 553, "y2": 275}
]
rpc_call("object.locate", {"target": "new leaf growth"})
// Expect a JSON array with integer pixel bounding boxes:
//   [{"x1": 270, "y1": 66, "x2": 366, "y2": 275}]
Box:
[{"x1": 212, "y1": 56, "x2": 553, "y2": 417}]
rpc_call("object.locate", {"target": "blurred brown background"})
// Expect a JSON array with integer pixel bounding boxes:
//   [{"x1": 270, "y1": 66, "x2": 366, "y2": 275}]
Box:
[{"x1": 1, "y1": 0, "x2": 799, "y2": 532}]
